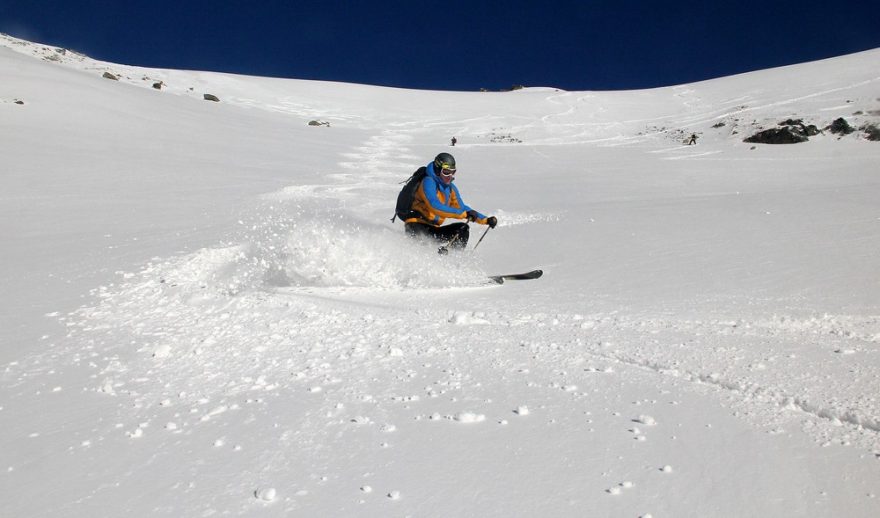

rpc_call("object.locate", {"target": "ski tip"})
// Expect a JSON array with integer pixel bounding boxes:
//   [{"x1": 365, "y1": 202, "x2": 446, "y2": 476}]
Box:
[{"x1": 487, "y1": 269, "x2": 542, "y2": 283}]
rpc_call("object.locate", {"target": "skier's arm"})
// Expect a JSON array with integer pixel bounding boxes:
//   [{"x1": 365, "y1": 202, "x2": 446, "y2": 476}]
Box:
[{"x1": 452, "y1": 184, "x2": 489, "y2": 224}]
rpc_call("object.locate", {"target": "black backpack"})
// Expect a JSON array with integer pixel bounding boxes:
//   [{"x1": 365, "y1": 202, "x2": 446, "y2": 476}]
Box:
[{"x1": 391, "y1": 167, "x2": 426, "y2": 222}]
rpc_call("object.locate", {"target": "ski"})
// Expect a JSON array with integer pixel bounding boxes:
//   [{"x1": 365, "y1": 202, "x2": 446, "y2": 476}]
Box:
[{"x1": 488, "y1": 269, "x2": 543, "y2": 284}]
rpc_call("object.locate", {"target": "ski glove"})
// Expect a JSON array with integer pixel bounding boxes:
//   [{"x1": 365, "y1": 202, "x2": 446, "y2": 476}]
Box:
[
  {"x1": 487, "y1": 216, "x2": 498, "y2": 228},
  {"x1": 466, "y1": 210, "x2": 479, "y2": 222}
]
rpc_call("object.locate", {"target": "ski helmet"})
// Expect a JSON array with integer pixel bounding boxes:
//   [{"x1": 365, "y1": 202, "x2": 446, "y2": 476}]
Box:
[{"x1": 433, "y1": 152, "x2": 456, "y2": 173}]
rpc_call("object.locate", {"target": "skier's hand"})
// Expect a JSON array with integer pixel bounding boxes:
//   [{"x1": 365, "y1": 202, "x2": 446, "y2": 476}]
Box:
[
  {"x1": 466, "y1": 210, "x2": 479, "y2": 222},
  {"x1": 487, "y1": 216, "x2": 498, "y2": 229}
]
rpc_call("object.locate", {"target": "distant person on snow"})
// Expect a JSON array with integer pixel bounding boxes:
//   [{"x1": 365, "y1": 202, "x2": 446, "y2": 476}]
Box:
[
  {"x1": 402, "y1": 152, "x2": 497, "y2": 252},
  {"x1": 451, "y1": 136, "x2": 457, "y2": 146},
  {"x1": 687, "y1": 133, "x2": 698, "y2": 145}
]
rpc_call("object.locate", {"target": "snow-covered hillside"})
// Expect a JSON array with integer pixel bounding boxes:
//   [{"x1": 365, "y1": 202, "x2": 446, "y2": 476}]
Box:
[{"x1": 2, "y1": 33, "x2": 879, "y2": 517}]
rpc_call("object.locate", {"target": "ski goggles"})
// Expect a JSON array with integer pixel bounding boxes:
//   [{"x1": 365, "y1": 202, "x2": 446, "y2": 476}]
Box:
[{"x1": 438, "y1": 164, "x2": 456, "y2": 176}]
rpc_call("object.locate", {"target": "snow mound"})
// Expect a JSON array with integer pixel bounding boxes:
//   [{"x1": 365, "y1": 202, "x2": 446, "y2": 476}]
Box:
[{"x1": 133, "y1": 203, "x2": 491, "y2": 297}]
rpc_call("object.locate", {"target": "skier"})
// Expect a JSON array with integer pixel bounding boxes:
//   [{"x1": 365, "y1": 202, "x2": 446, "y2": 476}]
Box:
[
  {"x1": 687, "y1": 133, "x2": 698, "y2": 145},
  {"x1": 451, "y1": 136, "x2": 457, "y2": 146},
  {"x1": 402, "y1": 152, "x2": 497, "y2": 252}
]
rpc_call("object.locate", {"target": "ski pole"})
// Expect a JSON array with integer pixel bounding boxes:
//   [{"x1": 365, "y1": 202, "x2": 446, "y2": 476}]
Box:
[
  {"x1": 472, "y1": 226, "x2": 491, "y2": 251},
  {"x1": 438, "y1": 234, "x2": 460, "y2": 255}
]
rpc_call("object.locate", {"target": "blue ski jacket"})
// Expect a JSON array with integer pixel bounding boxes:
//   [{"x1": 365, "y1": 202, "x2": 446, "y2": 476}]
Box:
[{"x1": 407, "y1": 162, "x2": 488, "y2": 227}]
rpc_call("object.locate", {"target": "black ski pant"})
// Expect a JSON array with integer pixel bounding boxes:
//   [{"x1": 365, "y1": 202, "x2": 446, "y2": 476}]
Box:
[{"x1": 405, "y1": 222, "x2": 469, "y2": 249}]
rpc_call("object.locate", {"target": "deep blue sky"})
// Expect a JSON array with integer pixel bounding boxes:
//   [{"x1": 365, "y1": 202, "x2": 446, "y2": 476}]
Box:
[{"x1": 3, "y1": 1, "x2": 878, "y2": 91}]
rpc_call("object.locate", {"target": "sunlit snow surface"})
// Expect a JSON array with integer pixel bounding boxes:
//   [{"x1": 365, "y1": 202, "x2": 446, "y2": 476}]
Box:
[{"x1": 2, "y1": 33, "x2": 880, "y2": 517}]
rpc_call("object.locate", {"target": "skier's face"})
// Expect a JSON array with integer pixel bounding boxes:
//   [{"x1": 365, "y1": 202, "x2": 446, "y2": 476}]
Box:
[{"x1": 438, "y1": 167, "x2": 455, "y2": 185}]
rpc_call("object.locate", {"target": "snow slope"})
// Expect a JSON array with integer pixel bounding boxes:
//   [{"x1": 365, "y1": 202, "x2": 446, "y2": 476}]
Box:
[{"x1": 2, "y1": 33, "x2": 880, "y2": 516}]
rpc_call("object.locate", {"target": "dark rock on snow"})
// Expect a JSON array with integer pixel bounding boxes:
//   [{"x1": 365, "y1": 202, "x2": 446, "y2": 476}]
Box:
[
  {"x1": 744, "y1": 127, "x2": 809, "y2": 144},
  {"x1": 744, "y1": 117, "x2": 828, "y2": 144},
  {"x1": 828, "y1": 117, "x2": 854, "y2": 135}
]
